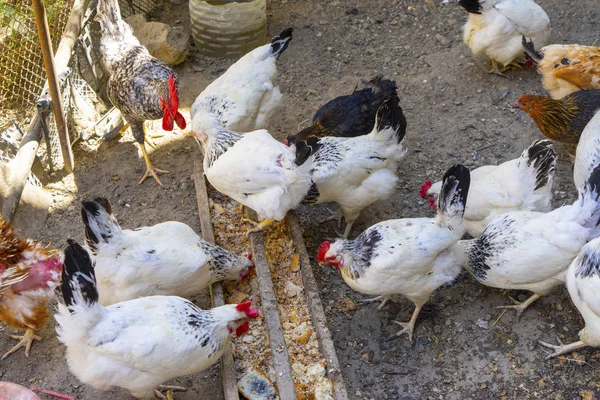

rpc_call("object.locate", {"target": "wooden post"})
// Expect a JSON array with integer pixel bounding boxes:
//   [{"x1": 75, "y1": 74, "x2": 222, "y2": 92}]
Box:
[{"x1": 32, "y1": 0, "x2": 75, "y2": 173}]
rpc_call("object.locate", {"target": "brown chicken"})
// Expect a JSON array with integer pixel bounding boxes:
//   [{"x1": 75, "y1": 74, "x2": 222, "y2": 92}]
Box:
[
  {"x1": 516, "y1": 89, "x2": 600, "y2": 144},
  {"x1": 0, "y1": 217, "x2": 62, "y2": 359},
  {"x1": 523, "y1": 37, "x2": 600, "y2": 100}
]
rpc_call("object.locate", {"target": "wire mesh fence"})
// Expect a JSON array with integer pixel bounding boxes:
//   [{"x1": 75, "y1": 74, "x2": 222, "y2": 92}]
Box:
[{"x1": 0, "y1": 0, "x2": 160, "y2": 173}]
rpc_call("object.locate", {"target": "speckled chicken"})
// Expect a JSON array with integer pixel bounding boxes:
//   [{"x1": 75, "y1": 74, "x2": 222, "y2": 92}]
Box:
[
  {"x1": 285, "y1": 76, "x2": 399, "y2": 145},
  {"x1": 461, "y1": 165, "x2": 600, "y2": 321},
  {"x1": 516, "y1": 89, "x2": 600, "y2": 144},
  {"x1": 81, "y1": 197, "x2": 254, "y2": 305},
  {"x1": 420, "y1": 139, "x2": 556, "y2": 237},
  {"x1": 523, "y1": 37, "x2": 600, "y2": 99},
  {"x1": 302, "y1": 96, "x2": 407, "y2": 238},
  {"x1": 538, "y1": 236, "x2": 600, "y2": 359},
  {"x1": 55, "y1": 240, "x2": 259, "y2": 400},
  {"x1": 94, "y1": 0, "x2": 186, "y2": 185},
  {"x1": 318, "y1": 165, "x2": 470, "y2": 342},
  {"x1": 0, "y1": 217, "x2": 62, "y2": 359}
]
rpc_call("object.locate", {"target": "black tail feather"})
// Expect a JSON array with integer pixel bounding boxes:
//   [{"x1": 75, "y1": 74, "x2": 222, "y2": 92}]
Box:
[
  {"x1": 458, "y1": 0, "x2": 483, "y2": 14},
  {"x1": 438, "y1": 164, "x2": 471, "y2": 219},
  {"x1": 61, "y1": 240, "x2": 99, "y2": 311},
  {"x1": 585, "y1": 164, "x2": 600, "y2": 197},
  {"x1": 81, "y1": 197, "x2": 118, "y2": 252},
  {"x1": 375, "y1": 96, "x2": 407, "y2": 144},
  {"x1": 270, "y1": 28, "x2": 293, "y2": 58},
  {"x1": 522, "y1": 36, "x2": 542, "y2": 64},
  {"x1": 525, "y1": 139, "x2": 556, "y2": 190},
  {"x1": 363, "y1": 75, "x2": 398, "y2": 97}
]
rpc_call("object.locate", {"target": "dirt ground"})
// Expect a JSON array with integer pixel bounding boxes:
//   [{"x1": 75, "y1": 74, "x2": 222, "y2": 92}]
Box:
[{"x1": 1, "y1": 0, "x2": 600, "y2": 399}]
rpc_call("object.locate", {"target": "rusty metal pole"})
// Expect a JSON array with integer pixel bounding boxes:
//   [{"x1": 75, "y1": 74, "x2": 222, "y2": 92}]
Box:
[{"x1": 31, "y1": 0, "x2": 75, "y2": 173}]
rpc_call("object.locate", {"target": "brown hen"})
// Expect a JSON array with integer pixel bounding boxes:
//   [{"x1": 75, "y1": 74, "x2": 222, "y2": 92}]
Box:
[
  {"x1": 516, "y1": 90, "x2": 600, "y2": 144},
  {"x1": 0, "y1": 217, "x2": 62, "y2": 359},
  {"x1": 523, "y1": 37, "x2": 600, "y2": 99}
]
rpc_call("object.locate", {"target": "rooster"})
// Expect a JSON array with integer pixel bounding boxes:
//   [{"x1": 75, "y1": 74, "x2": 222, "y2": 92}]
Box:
[
  {"x1": 55, "y1": 240, "x2": 259, "y2": 400},
  {"x1": 461, "y1": 164, "x2": 600, "y2": 321},
  {"x1": 538, "y1": 236, "x2": 600, "y2": 359},
  {"x1": 302, "y1": 96, "x2": 407, "y2": 238},
  {"x1": 420, "y1": 139, "x2": 556, "y2": 237},
  {"x1": 190, "y1": 28, "x2": 293, "y2": 138},
  {"x1": 93, "y1": 0, "x2": 186, "y2": 185},
  {"x1": 80, "y1": 198, "x2": 254, "y2": 305},
  {"x1": 516, "y1": 90, "x2": 600, "y2": 144},
  {"x1": 522, "y1": 36, "x2": 600, "y2": 100},
  {"x1": 0, "y1": 217, "x2": 62, "y2": 359},
  {"x1": 197, "y1": 113, "x2": 317, "y2": 235},
  {"x1": 284, "y1": 76, "x2": 399, "y2": 146},
  {"x1": 459, "y1": 0, "x2": 550, "y2": 76},
  {"x1": 574, "y1": 111, "x2": 600, "y2": 189},
  {"x1": 317, "y1": 165, "x2": 470, "y2": 342}
]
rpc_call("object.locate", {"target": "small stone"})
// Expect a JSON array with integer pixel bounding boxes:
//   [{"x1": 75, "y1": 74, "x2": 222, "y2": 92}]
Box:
[
  {"x1": 118, "y1": 199, "x2": 126, "y2": 206},
  {"x1": 285, "y1": 281, "x2": 303, "y2": 298},
  {"x1": 112, "y1": 175, "x2": 120, "y2": 181},
  {"x1": 345, "y1": 7, "x2": 359, "y2": 15}
]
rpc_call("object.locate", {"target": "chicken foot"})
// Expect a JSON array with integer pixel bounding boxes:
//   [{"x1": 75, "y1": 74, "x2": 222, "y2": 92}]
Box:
[
  {"x1": 138, "y1": 143, "x2": 169, "y2": 186},
  {"x1": 359, "y1": 295, "x2": 393, "y2": 310},
  {"x1": 155, "y1": 385, "x2": 187, "y2": 400},
  {"x1": 539, "y1": 336, "x2": 587, "y2": 360},
  {"x1": 488, "y1": 59, "x2": 510, "y2": 79},
  {"x1": 392, "y1": 304, "x2": 422, "y2": 343},
  {"x1": 496, "y1": 293, "x2": 541, "y2": 322},
  {"x1": 2, "y1": 328, "x2": 41, "y2": 359},
  {"x1": 243, "y1": 218, "x2": 275, "y2": 236},
  {"x1": 320, "y1": 208, "x2": 344, "y2": 228}
]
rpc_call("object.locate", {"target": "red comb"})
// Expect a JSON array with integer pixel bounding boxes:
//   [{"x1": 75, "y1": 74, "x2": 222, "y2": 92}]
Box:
[
  {"x1": 235, "y1": 321, "x2": 250, "y2": 336},
  {"x1": 247, "y1": 253, "x2": 253, "y2": 262},
  {"x1": 236, "y1": 301, "x2": 259, "y2": 318},
  {"x1": 317, "y1": 241, "x2": 331, "y2": 262},
  {"x1": 419, "y1": 181, "x2": 433, "y2": 199}
]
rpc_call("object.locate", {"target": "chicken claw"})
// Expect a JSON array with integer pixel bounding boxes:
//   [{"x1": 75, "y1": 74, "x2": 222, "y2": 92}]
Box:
[
  {"x1": 359, "y1": 295, "x2": 393, "y2": 310},
  {"x1": 155, "y1": 385, "x2": 186, "y2": 400},
  {"x1": 496, "y1": 293, "x2": 540, "y2": 322},
  {"x1": 538, "y1": 336, "x2": 587, "y2": 360},
  {"x1": 138, "y1": 143, "x2": 169, "y2": 186},
  {"x1": 2, "y1": 328, "x2": 41, "y2": 359},
  {"x1": 488, "y1": 59, "x2": 510, "y2": 79},
  {"x1": 391, "y1": 305, "x2": 422, "y2": 343},
  {"x1": 243, "y1": 218, "x2": 275, "y2": 236},
  {"x1": 320, "y1": 208, "x2": 343, "y2": 228}
]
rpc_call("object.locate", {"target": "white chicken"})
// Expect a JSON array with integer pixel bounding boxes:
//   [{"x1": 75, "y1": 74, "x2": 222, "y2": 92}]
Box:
[
  {"x1": 574, "y1": 111, "x2": 600, "y2": 190},
  {"x1": 317, "y1": 164, "x2": 471, "y2": 342},
  {"x1": 81, "y1": 197, "x2": 253, "y2": 305},
  {"x1": 55, "y1": 240, "x2": 259, "y2": 400},
  {"x1": 459, "y1": 0, "x2": 551, "y2": 76},
  {"x1": 461, "y1": 165, "x2": 600, "y2": 321},
  {"x1": 303, "y1": 96, "x2": 407, "y2": 238},
  {"x1": 190, "y1": 28, "x2": 293, "y2": 136},
  {"x1": 420, "y1": 139, "x2": 556, "y2": 237},
  {"x1": 539, "y1": 236, "x2": 600, "y2": 359},
  {"x1": 197, "y1": 112, "x2": 317, "y2": 234}
]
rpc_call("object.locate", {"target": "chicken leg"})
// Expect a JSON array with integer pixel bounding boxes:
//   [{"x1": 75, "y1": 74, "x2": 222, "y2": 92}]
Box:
[
  {"x1": 139, "y1": 124, "x2": 168, "y2": 186},
  {"x1": 243, "y1": 218, "x2": 275, "y2": 236},
  {"x1": 2, "y1": 328, "x2": 41, "y2": 359},
  {"x1": 154, "y1": 385, "x2": 186, "y2": 400},
  {"x1": 117, "y1": 123, "x2": 157, "y2": 148},
  {"x1": 392, "y1": 304, "x2": 422, "y2": 343},
  {"x1": 320, "y1": 208, "x2": 344, "y2": 228},
  {"x1": 496, "y1": 293, "x2": 541, "y2": 322},
  {"x1": 359, "y1": 295, "x2": 393, "y2": 310},
  {"x1": 539, "y1": 336, "x2": 587, "y2": 360},
  {"x1": 488, "y1": 59, "x2": 510, "y2": 79}
]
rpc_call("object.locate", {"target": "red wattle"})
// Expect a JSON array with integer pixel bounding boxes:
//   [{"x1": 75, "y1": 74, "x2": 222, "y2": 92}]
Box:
[
  {"x1": 174, "y1": 112, "x2": 186, "y2": 129},
  {"x1": 235, "y1": 321, "x2": 249, "y2": 336},
  {"x1": 162, "y1": 115, "x2": 174, "y2": 131}
]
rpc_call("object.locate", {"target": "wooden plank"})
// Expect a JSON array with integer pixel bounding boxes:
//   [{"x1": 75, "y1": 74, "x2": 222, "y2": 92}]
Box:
[
  {"x1": 246, "y1": 209, "x2": 297, "y2": 400},
  {"x1": 193, "y1": 160, "x2": 240, "y2": 400},
  {"x1": 286, "y1": 211, "x2": 349, "y2": 400}
]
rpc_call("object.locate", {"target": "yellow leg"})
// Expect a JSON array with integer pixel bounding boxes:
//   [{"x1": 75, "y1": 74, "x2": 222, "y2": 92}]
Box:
[
  {"x1": 2, "y1": 328, "x2": 41, "y2": 359},
  {"x1": 392, "y1": 304, "x2": 422, "y2": 343},
  {"x1": 138, "y1": 143, "x2": 169, "y2": 186},
  {"x1": 118, "y1": 122, "x2": 130, "y2": 135},
  {"x1": 155, "y1": 385, "x2": 186, "y2": 400},
  {"x1": 243, "y1": 218, "x2": 275, "y2": 235},
  {"x1": 488, "y1": 59, "x2": 509, "y2": 78}
]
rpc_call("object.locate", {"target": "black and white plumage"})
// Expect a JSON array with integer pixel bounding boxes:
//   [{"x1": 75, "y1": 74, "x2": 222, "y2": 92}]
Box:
[
  {"x1": 318, "y1": 165, "x2": 470, "y2": 342},
  {"x1": 55, "y1": 240, "x2": 259, "y2": 400},
  {"x1": 461, "y1": 164, "x2": 600, "y2": 320},
  {"x1": 421, "y1": 139, "x2": 556, "y2": 237},
  {"x1": 539, "y1": 236, "x2": 600, "y2": 359},
  {"x1": 190, "y1": 28, "x2": 293, "y2": 137},
  {"x1": 574, "y1": 111, "x2": 600, "y2": 190},
  {"x1": 81, "y1": 198, "x2": 253, "y2": 305},
  {"x1": 200, "y1": 111, "x2": 317, "y2": 233},
  {"x1": 459, "y1": 0, "x2": 550, "y2": 75},
  {"x1": 93, "y1": 0, "x2": 186, "y2": 185},
  {"x1": 303, "y1": 97, "x2": 407, "y2": 238}
]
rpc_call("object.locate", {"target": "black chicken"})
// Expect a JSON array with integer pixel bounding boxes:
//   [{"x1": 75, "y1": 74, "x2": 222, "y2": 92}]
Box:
[{"x1": 285, "y1": 76, "x2": 398, "y2": 145}]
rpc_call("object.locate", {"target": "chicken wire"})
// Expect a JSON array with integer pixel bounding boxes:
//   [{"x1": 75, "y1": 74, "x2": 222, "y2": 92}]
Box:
[{"x1": 0, "y1": 0, "x2": 159, "y2": 172}]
